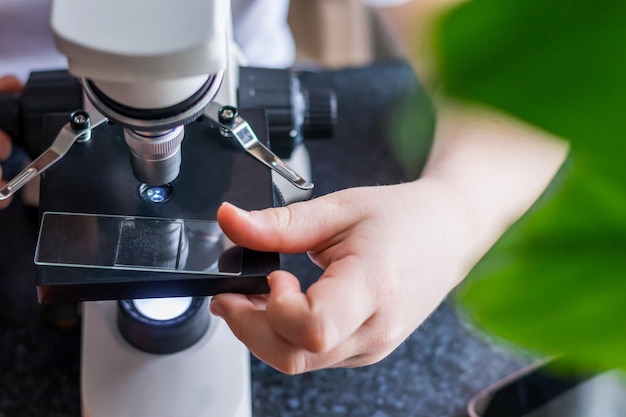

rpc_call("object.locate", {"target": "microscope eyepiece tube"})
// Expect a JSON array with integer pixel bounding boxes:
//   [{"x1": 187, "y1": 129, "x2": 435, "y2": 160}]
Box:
[{"x1": 124, "y1": 126, "x2": 184, "y2": 186}]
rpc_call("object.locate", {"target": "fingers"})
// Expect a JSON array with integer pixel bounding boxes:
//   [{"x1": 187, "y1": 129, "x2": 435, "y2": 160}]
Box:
[
  {"x1": 212, "y1": 258, "x2": 377, "y2": 368},
  {"x1": 211, "y1": 293, "x2": 317, "y2": 374},
  {"x1": 211, "y1": 292, "x2": 364, "y2": 374},
  {"x1": 217, "y1": 194, "x2": 362, "y2": 253},
  {"x1": 0, "y1": 75, "x2": 23, "y2": 93},
  {"x1": 265, "y1": 263, "x2": 376, "y2": 353}
]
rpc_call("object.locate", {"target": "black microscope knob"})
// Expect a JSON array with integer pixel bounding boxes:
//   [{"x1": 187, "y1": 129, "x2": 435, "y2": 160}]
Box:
[{"x1": 301, "y1": 88, "x2": 337, "y2": 141}]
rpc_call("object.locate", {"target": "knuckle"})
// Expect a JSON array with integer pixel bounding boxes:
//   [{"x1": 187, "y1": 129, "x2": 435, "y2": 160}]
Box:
[
  {"x1": 377, "y1": 271, "x2": 398, "y2": 302},
  {"x1": 273, "y1": 352, "x2": 309, "y2": 375},
  {"x1": 361, "y1": 317, "x2": 400, "y2": 357},
  {"x1": 301, "y1": 312, "x2": 334, "y2": 353},
  {"x1": 269, "y1": 206, "x2": 294, "y2": 233},
  {"x1": 367, "y1": 262, "x2": 400, "y2": 306},
  {"x1": 323, "y1": 191, "x2": 362, "y2": 219},
  {"x1": 355, "y1": 351, "x2": 390, "y2": 368},
  {"x1": 339, "y1": 341, "x2": 397, "y2": 369},
  {"x1": 320, "y1": 193, "x2": 342, "y2": 212},
  {"x1": 367, "y1": 329, "x2": 396, "y2": 354}
]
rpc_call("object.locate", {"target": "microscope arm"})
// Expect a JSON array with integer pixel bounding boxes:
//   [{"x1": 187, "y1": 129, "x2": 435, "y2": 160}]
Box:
[{"x1": 0, "y1": 110, "x2": 108, "y2": 201}]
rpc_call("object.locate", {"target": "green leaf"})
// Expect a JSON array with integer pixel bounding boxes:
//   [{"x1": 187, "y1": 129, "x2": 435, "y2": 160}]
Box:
[
  {"x1": 434, "y1": 0, "x2": 626, "y2": 370},
  {"x1": 458, "y1": 158, "x2": 626, "y2": 370},
  {"x1": 436, "y1": 0, "x2": 626, "y2": 159}
]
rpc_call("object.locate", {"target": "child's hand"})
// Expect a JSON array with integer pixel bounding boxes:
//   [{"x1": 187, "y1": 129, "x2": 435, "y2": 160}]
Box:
[{"x1": 212, "y1": 181, "x2": 474, "y2": 374}]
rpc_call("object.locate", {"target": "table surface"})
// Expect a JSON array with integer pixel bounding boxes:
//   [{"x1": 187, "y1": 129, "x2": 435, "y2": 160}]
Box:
[{"x1": 0, "y1": 61, "x2": 525, "y2": 417}]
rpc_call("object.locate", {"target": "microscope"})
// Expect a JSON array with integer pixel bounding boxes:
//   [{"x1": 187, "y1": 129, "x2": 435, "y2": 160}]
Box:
[{"x1": 0, "y1": 0, "x2": 335, "y2": 416}]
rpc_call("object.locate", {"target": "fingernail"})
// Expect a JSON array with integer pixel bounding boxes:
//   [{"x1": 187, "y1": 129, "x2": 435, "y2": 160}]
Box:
[
  {"x1": 266, "y1": 273, "x2": 278, "y2": 289},
  {"x1": 221, "y1": 202, "x2": 250, "y2": 217},
  {"x1": 210, "y1": 299, "x2": 225, "y2": 317}
]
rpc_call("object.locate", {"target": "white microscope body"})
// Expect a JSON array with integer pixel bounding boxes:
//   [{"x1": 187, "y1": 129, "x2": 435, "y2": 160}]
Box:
[
  {"x1": 81, "y1": 300, "x2": 251, "y2": 417},
  {"x1": 52, "y1": 0, "x2": 237, "y2": 110},
  {"x1": 49, "y1": 1, "x2": 311, "y2": 416}
]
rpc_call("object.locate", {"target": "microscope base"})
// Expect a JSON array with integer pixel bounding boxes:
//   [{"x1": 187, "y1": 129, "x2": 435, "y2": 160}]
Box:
[{"x1": 81, "y1": 301, "x2": 251, "y2": 417}]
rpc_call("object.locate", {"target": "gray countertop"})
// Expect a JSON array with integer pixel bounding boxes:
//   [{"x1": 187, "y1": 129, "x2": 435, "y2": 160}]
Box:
[{"x1": 0, "y1": 61, "x2": 525, "y2": 417}]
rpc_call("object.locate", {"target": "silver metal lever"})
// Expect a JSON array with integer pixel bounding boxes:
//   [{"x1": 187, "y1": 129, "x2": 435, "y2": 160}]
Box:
[
  {"x1": 0, "y1": 110, "x2": 108, "y2": 201},
  {"x1": 205, "y1": 102, "x2": 314, "y2": 191}
]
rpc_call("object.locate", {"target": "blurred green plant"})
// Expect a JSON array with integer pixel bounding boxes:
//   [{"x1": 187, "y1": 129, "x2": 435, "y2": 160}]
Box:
[{"x1": 433, "y1": 0, "x2": 626, "y2": 371}]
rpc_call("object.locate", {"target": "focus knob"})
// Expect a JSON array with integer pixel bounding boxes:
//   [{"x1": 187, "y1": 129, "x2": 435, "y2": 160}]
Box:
[{"x1": 301, "y1": 88, "x2": 337, "y2": 140}]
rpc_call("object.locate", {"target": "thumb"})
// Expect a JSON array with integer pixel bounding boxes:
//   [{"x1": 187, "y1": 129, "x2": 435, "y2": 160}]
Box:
[{"x1": 217, "y1": 195, "x2": 359, "y2": 253}]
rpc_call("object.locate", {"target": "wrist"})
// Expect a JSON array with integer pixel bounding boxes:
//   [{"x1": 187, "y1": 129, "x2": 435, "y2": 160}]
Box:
[
  {"x1": 419, "y1": 101, "x2": 569, "y2": 261},
  {"x1": 402, "y1": 177, "x2": 482, "y2": 283}
]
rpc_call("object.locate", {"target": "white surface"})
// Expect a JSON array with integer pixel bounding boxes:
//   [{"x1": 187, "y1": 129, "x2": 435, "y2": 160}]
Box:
[
  {"x1": 82, "y1": 301, "x2": 251, "y2": 417},
  {"x1": 51, "y1": 0, "x2": 228, "y2": 108},
  {"x1": 52, "y1": 0, "x2": 228, "y2": 81}
]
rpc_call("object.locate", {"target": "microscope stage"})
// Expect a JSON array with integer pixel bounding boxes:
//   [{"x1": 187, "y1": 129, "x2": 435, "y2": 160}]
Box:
[{"x1": 36, "y1": 110, "x2": 278, "y2": 303}]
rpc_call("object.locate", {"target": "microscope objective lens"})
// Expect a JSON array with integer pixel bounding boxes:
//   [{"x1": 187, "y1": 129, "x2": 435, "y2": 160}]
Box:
[{"x1": 140, "y1": 183, "x2": 174, "y2": 203}]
